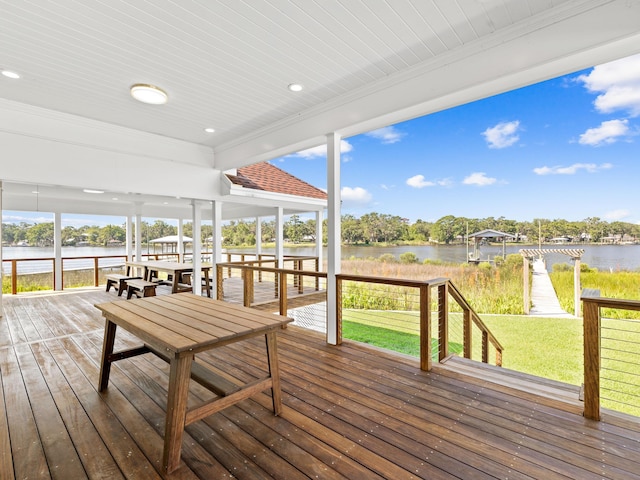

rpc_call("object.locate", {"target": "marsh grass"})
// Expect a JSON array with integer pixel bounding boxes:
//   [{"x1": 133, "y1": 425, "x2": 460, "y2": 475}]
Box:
[
  {"x1": 550, "y1": 269, "x2": 640, "y2": 319},
  {"x1": 341, "y1": 253, "x2": 524, "y2": 314}
]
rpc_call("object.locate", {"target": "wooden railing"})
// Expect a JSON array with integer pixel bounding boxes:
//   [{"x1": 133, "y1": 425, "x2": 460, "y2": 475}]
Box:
[
  {"x1": 216, "y1": 260, "x2": 503, "y2": 371},
  {"x1": 336, "y1": 274, "x2": 503, "y2": 371},
  {"x1": 581, "y1": 289, "x2": 640, "y2": 420},
  {"x1": 2, "y1": 252, "x2": 183, "y2": 294}
]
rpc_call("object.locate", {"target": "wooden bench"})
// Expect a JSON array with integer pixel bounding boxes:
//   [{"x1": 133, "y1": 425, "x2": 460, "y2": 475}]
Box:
[
  {"x1": 105, "y1": 274, "x2": 142, "y2": 296},
  {"x1": 126, "y1": 279, "x2": 158, "y2": 299}
]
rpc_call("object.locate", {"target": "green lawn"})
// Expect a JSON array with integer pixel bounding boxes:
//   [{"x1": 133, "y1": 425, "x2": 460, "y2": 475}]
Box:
[{"x1": 342, "y1": 310, "x2": 640, "y2": 416}]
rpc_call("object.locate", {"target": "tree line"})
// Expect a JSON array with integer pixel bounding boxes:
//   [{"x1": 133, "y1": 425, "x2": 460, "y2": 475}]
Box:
[{"x1": 3, "y1": 213, "x2": 639, "y2": 247}]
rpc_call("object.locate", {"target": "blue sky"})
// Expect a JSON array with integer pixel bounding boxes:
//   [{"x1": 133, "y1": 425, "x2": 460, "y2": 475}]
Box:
[
  {"x1": 4, "y1": 54, "x2": 640, "y2": 227},
  {"x1": 278, "y1": 53, "x2": 640, "y2": 224}
]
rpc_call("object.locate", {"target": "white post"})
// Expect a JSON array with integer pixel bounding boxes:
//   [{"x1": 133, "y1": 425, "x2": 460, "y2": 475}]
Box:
[
  {"x1": 327, "y1": 132, "x2": 341, "y2": 345},
  {"x1": 574, "y1": 257, "x2": 581, "y2": 317},
  {"x1": 211, "y1": 200, "x2": 222, "y2": 295},
  {"x1": 125, "y1": 214, "x2": 133, "y2": 262},
  {"x1": 255, "y1": 216, "x2": 262, "y2": 259},
  {"x1": 135, "y1": 212, "x2": 142, "y2": 261},
  {"x1": 54, "y1": 212, "x2": 62, "y2": 290},
  {"x1": 177, "y1": 219, "x2": 184, "y2": 262},
  {"x1": 191, "y1": 200, "x2": 202, "y2": 296},
  {"x1": 275, "y1": 207, "x2": 284, "y2": 268},
  {"x1": 315, "y1": 210, "x2": 323, "y2": 268}
]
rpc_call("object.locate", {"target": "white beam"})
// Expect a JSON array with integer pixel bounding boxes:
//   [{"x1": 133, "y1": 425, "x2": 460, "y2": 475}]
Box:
[
  {"x1": 316, "y1": 211, "x2": 323, "y2": 268},
  {"x1": 177, "y1": 219, "x2": 184, "y2": 262},
  {"x1": 275, "y1": 207, "x2": 284, "y2": 268},
  {"x1": 326, "y1": 133, "x2": 341, "y2": 345},
  {"x1": 191, "y1": 201, "x2": 202, "y2": 296},
  {"x1": 0, "y1": 180, "x2": 3, "y2": 315},
  {"x1": 54, "y1": 212, "x2": 62, "y2": 290},
  {"x1": 211, "y1": 200, "x2": 223, "y2": 296},
  {"x1": 255, "y1": 217, "x2": 262, "y2": 257},
  {"x1": 125, "y1": 214, "x2": 133, "y2": 262}
]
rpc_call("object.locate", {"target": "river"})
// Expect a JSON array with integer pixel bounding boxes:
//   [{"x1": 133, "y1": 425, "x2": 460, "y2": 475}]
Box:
[{"x1": 4, "y1": 244, "x2": 640, "y2": 274}]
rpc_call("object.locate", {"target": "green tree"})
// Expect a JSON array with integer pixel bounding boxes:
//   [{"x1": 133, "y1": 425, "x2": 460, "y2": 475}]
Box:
[{"x1": 26, "y1": 222, "x2": 54, "y2": 247}]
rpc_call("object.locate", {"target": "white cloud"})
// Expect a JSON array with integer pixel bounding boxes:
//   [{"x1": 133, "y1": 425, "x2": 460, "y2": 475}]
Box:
[
  {"x1": 533, "y1": 163, "x2": 613, "y2": 175},
  {"x1": 406, "y1": 175, "x2": 435, "y2": 188},
  {"x1": 482, "y1": 120, "x2": 520, "y2": 149},
  {"x1": 365, "y1": 126, "x2": 406, "y2": 144},
  {"x1": 578, "y1": 54, "x2": 640, "y2": 116},
  {"x1": 291, "y1": 140, "x2": 353, "y2": 159},
  {"x1": 341, "y1": 186, "x2": 372, "y2": 206},
  {"x1": 605, "y1": 209, "x2": 630, "y2": 221},
  {"x1": 462, "y1": 172, "x2": 496, "y2": 186},
  {"x1": 406, "y1": 175, "x2": 451, "y2": 188},
  {"x1": 578, "y1": 119, "x2": 630, "y2": 146}
]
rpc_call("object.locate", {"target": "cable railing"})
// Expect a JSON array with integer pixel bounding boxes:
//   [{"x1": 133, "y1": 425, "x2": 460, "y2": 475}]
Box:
[
  {"x1": 215, "y1": 260, "x2": 503, "y2": 371},
  {"x1": 582, "y1": 289, "x2": 640, "y2": 420}
]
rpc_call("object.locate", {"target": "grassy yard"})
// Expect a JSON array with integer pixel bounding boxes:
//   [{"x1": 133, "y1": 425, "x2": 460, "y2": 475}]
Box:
[{"x1": 343, "y1": 310, "x2": 640, "y2": 416}]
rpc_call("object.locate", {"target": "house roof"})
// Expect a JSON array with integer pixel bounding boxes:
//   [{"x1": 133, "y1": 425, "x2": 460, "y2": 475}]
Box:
[
  {"x1": 227, "y1": 163, "x2": 327, "y2": 200},
  {"x1": 468, "y1": 229, "x2": 517, "y2": 239}
]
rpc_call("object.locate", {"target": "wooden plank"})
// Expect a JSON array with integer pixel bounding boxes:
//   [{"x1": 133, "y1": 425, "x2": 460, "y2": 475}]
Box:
[
  {"x1": 0, "y1": 353, "x2": 15, "y2": 480},
  {"x1": 29, "y1": 341, "x2": 125, "y2": 480},
  {"x1": 0, "y1": 346, "x2": 49, "y2": 479},
  {"x1": 13, "y1": 343, "x2": 88, "y2": 479}
]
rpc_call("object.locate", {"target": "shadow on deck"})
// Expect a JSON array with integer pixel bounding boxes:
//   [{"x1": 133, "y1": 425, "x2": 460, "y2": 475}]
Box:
[{"x1": 1, "y1": 289, "x2": 640, "y2": 479}]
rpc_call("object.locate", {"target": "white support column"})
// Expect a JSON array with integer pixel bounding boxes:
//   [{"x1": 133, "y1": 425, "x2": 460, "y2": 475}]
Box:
[
  {"x1": 326, "y1": 132, "x2": 342, "y2": 345},
  {"x1": 135, "y1": 212, "x2": 142, "y2": 261},
  {"x1": 315, "y1": 210, "x2": 323, "y2": 267},
  {"x1": 211, "y1": 200, "x2": 222, "y2": 295},
  {"x1": 0, "y1": 181, "x2": 3, "y2": 315},
  {"x1": 177, "y1": 219, "x2": 184, "y2": 261},
  {"x1": 54, "y1": 212, "x2": 62, "y2": 290},
  {"x1": 255, "y1": 216, "x2": 262, "y2": 258},
  {"x1": 191, "y1": 200, "x2": 202, "y2": 296},
  {"x1": 125, "y1": 214, "x2": 133, "y2": 262},
  {"x1": 275, "y1": 207, "x2": 284, "y2": 268}
]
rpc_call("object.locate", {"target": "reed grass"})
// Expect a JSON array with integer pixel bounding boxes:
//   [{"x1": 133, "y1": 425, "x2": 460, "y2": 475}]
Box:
[{"x1": 550, "y1": 268, "x2": 640, "y2": 319}]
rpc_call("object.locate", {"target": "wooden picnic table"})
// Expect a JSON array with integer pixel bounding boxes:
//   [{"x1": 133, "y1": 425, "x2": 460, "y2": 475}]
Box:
[
  {"x1": 126, "y1": 260, "x2": 212, "y2": 295},
  {"x1": 95, "y1": 293, "x2": 292, "y2": 473}
]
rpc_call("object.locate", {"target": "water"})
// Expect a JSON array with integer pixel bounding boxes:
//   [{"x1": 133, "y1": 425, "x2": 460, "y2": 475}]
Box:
[{"x1": 4, "y1": 243, "x2": 640, "y2": 274}]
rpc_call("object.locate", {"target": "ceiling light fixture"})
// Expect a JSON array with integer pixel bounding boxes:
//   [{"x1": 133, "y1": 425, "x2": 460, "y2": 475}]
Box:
[
  {"x1": 2, "y1": 70, "x2": 20, "y2": 79},
  {"x1": 83, "y1": 188, "x2": 104, "y2": 194},
  {"x1": 288, "y1": 83, "x2": 303, "y2": 92},
  {"x1": 204, "y1": 127, "x2": 215, "y2": 133},
  {"x1": 130, "y1": 83, "x2": 168, "y2": 105}
]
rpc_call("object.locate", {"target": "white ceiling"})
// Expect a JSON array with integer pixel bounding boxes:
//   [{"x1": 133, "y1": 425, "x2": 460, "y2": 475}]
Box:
[{"x1": 1, "y1": 0, "x2": 640, "y2": 219}]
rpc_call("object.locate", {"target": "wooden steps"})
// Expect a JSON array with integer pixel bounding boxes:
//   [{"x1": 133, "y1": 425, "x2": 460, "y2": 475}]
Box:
[{"x1": 437, "y1": 355, "x2": 583, "y2": 412}]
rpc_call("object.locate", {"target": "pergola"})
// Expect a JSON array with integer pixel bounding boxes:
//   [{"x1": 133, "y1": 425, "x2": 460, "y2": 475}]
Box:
[
  {"x1": 467, "y1": 229, "x2": 517, "y2": 262},
  {"x1": 520, "y1": 248, "x2": 585, "y2": 317}
]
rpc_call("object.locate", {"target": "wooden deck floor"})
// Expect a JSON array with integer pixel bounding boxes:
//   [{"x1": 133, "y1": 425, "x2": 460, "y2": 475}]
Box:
[{"x1": 2, "y1": 289, "x2": 640, "y2": 479}]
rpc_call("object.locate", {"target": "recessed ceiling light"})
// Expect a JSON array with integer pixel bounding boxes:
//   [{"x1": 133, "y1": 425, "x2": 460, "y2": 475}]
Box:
[
  {"x1": 83, "y1": 189, "x2": 104, "y2": 194},
  {"x1": 112, "y1": 197, "x2": 119, "y2": 201},
  {"x1": 163, "y1": 201, "x2": 169, "y2": 205},
  {"x1": 288, "y1": 83, "x2": 303, "y2": 92},
  {"x1": 204, "y1": 127, "x2": 215, "y2": 133},
  {"x1": 2, "y1": 70, "x2": 20, "y2": 79},
  {"x1": 130, "y1": 83, "x2": 168, "y2": 105}
]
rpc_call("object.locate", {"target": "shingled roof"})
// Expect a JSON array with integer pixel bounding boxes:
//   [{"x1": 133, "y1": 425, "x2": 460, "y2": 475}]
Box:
[{"x1": 227, "y1": 162, "x2": 327, "y2": 200}]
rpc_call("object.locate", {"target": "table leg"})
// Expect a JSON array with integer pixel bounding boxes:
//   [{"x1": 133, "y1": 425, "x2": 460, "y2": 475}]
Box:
[
  {"x1": 163, "y1": 352, "x2": 194, "y2": 473},
  {"x1": 98, "y1": 320, "x2": 117, "y2": 392},
  {"x1": 204, "y1": 268, "x2": 211, "y2": 297},
  {"x1": 265, "y1": 332, "x2": 283, "y2": 415}
]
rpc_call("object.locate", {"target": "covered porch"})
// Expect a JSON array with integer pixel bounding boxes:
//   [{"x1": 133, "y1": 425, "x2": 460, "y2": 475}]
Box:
[{"x1": 2, "y1": 289, "x2": 640, "y2": 479}]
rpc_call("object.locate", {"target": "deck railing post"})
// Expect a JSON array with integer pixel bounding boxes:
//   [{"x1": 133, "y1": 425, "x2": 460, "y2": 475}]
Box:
[
  {"x1": 335, "y1": 276, "x2": 343, "y2": 345},
  {"x1": 94, "y1": 257, "x2": 99, "y2": 287},
  {"x1": 482, "y1": 331, "x2": 488, "y2": 363},
  {"x1": 216, "y1": 265, "x2": 224, "y2": 300},
  {"x1": 315, "y1": 258, "x2": 320, "y2": 291},
  {"x1": 583, "y1": 297, "x2": 601, "y2": 421},
  {"x1": 11, "y1": 259, "x2": 17, "y2": 294},
  {"x1": 463, "y1": 307, "x2": 472, "y2": 359},
  {"x1": 279, "y1": 271, "x2": 287, "y2": 316},
  {"x1": 420, "y1": 284, "x2": 432, "y2": 371},
  {"x1": 438, "y1": 283, "x2": 448, "y2": 362}
]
